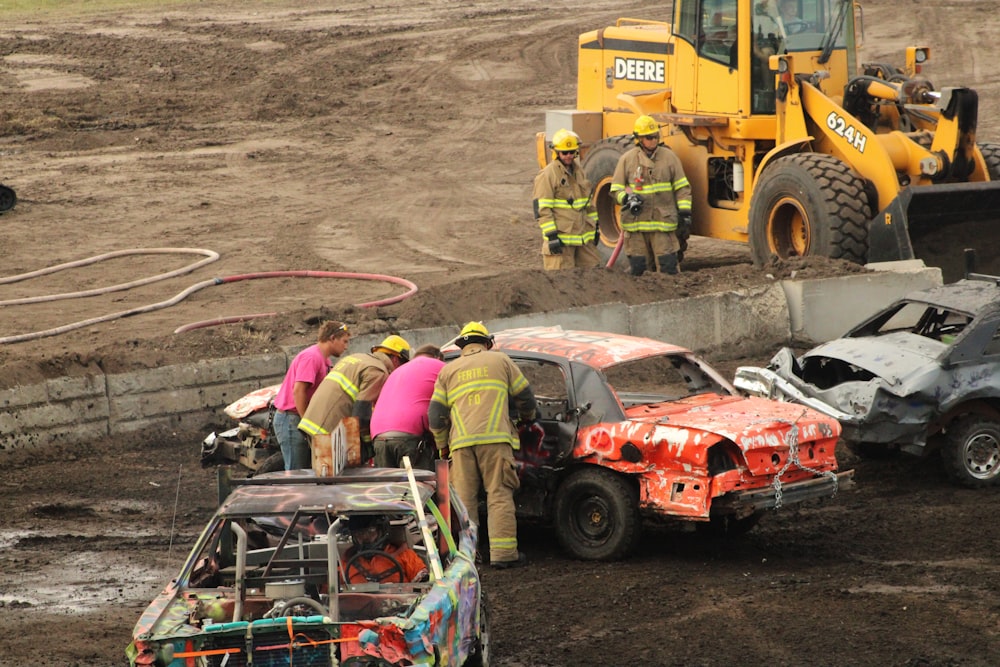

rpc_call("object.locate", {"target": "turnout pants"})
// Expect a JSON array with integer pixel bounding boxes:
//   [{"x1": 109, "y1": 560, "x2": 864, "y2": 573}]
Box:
[{"x1": 449, "y1": 442, "x2": 521, "y2": 563}]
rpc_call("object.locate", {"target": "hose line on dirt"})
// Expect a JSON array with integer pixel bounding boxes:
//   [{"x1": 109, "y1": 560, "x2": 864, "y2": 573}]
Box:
[
  {"x1": 0, "y1": 247, "x2": 220, "y2": 306},
  {"x1": 0, "y1": 253, "x2": 418, "y2": 344}
]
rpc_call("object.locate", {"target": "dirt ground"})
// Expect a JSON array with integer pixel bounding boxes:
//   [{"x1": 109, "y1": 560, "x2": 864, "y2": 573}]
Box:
[{"x1": 1, "y1": 1, "x2": 999, "y2": 665}]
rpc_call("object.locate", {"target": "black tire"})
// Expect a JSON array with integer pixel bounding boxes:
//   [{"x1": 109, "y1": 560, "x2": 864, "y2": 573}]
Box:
[
  {"x1": 941, "y1": 416, "x2": 1000, "y2": 488},
  {"x1": 553, "y1": 467, "x2": 641, "y2": 561},
  {"x1": 581, "y1": 136, "x2": 633, "y2": 272},
  {"x1": 252, "y1": 451, "x2": 285, "y2": 476},
  {"x1": 0, "y1": 184, "x2": 15, "y2": 212},
  {"x1": 748, "y1": 153, "x2": 871, "y2": 266},
  {"x1": 463, "y1": 592, "x2": 491, "y2": 667},
  {"x1": 696, "y1": 511, "x2": 763, "y2": 538},
  {"x1": 977, "y1": 142, "x2": 1000, "y2": 180}
]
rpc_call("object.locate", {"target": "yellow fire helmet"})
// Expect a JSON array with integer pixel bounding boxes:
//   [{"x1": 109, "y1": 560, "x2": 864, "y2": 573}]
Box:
[
  {"x1": 372, "y1": 334, "x2": 411, "y2": 362},
  {"x1": 551, "y1": 128, "x2": 581, "y2": 154},
  {"x1": 633, "y1": 115, "x2": 660, "y2": 140},
  {"x1": 456, "y1": 321, "x2": 494, "y2": 349}
]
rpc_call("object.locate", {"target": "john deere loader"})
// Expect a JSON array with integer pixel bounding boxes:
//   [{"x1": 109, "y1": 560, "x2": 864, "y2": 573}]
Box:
[{"x1": 536, "y1": 0, "x2": 1000, "y2": 281}]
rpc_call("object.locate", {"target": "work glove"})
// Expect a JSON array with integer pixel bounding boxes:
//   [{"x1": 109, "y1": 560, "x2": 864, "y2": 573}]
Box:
[
  {"x1": 677, "y1": 213, "x2": 692, "y2": 262},
  {"x1": 545, "y1": 230, "x2": 563, "y2": 254},
  {"x1": 677, "y1": 213, "x2": 692, "y2": 242}
]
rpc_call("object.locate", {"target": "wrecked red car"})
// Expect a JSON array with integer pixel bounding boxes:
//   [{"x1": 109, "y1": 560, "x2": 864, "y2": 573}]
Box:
[{"x1": 476, "y1": 327, "x2": 852, "y2": 561}]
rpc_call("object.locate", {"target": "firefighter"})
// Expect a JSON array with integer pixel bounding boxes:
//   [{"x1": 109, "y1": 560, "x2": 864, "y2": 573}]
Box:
[
  {"x1": 428, "y1": 322, "x2": 537, "y2": 569},
  {"x1": 610, "y1": 115, "x2": 693, "y2": 275},
  {"x1": 299, "y1": 334, "x2": 411, "y2": 462},
  {"x1": 532, "y1": 128, "x2": 600, "y2": 270}
]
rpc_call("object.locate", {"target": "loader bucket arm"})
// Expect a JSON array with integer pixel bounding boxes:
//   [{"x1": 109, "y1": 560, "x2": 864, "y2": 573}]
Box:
[{"x1": 798, "y1": 79, "x2": 1000, "y2": 281}]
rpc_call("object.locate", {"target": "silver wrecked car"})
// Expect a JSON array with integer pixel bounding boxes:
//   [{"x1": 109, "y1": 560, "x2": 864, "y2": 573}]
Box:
[{"x1": 735, "y1": 273, "x2": 1000, "y2": 488}]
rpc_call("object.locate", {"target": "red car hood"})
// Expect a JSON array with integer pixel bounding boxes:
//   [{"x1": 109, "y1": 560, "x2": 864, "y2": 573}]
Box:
[{"x1": 618, "y1": 392, "x2": 840, "y2": 457}]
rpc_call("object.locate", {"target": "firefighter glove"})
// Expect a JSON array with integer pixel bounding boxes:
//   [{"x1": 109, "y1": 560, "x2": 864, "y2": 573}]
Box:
[
  {"x1": 678, "y1": 212, "x2": 692, "y2": 239},
  {"x1": 545, "y1": 230, "x2": 563, "y2": 254},
  {"x1": 593, "y1": 224, "x2": 600, "y2": 246}
]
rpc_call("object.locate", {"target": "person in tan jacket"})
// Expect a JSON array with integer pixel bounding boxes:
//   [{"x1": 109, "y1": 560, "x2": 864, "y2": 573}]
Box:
[
  {"x1": 610, "y1": 115, "x2": 693, "y2": 276},
  {"x1": 299, "y1": 334, "x2": 411, "y2": 462},
  {"x1": 428, "y1": 322, "x2": 537, "y2": 569},
  {"x1": 532, "y1": 128, "x2": 600, "y2": 270}
]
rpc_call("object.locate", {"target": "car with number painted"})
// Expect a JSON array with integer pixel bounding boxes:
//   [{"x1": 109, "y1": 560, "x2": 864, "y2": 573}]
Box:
[
  {"x1": 456, "y1": 326, "x2": 852, "y2": 561},
  {"x1": 735, "y1": 273, "x2": 1000, "y2": 488},
  {"x1": 126, "y1": 465, "x2": 489, "y2": 667}
]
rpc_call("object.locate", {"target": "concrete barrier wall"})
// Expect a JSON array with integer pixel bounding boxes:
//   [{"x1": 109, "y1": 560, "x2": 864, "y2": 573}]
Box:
[{"x1": 0, "y1": 266, "x2": 943, "y2": 453}]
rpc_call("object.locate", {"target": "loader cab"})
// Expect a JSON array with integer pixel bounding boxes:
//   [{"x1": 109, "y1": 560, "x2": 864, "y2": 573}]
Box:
[{"x1": 671, "y1": 0, "x2": 853, "y2": 117}]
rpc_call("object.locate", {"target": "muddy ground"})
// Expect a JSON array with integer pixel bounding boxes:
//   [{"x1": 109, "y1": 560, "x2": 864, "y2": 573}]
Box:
[{"x1": 1, "y1": 1, "x2": 999, "y2": 665}]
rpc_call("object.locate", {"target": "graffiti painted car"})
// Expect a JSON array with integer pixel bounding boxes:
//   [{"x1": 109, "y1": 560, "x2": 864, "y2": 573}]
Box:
[
  {"x1": 455, "y1": 326, "x2": 852, "y2": 561},
  {"x1": 126, "y1": 466, "x2": 488, "y2": 667},
  {"x1": 735, "y1": 275, "x2": 1000, "y2": 488}
]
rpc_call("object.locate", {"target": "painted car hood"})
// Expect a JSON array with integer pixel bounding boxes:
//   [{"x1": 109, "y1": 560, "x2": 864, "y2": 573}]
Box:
[{"x1": 622, "y1": 392, "x2": 839, "y2": 451}]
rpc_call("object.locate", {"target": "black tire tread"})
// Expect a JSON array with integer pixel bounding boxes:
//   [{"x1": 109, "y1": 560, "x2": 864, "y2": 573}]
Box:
[
  {"x1": 553, "y1": 467, "x2": 641, "y2": 561},
  {"x1": 749, "y1": 153, "x2": 872, "y2": 265}
]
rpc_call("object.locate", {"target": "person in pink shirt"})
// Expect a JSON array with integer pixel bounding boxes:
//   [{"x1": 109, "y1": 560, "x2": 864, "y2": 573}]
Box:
[
  {"x1": 370, "y1": 344, "x2": 445, "y2": 471},
  {"x1": 273, "y1": 321, "x2": 351, "y2": 470}
]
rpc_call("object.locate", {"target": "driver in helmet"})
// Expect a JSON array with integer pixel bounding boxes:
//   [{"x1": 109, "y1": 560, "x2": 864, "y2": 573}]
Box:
[
  {"x1": 343, "y1": 514, "x2": 428, "y2": 584},
  {"x1": 300, "y1": 334, "x2": 412, "y2": 462},
  {"x1": 532, "y1": 127, "x2": 600, "y2": 270}
]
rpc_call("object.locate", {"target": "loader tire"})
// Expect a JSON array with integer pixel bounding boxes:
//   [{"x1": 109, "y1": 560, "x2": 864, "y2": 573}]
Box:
[
  {"x1": 582, "y1": 136, "x2": 633, "y2": 272},
  {"x1": 748, "y1": 153, "x2": 871, "y2": 266},
  {"x1": 977, "y1": 142, "x2": 1000, "y2": 180},
  {"x1": 0, "y1": 184, "x2": 15, "y2": 213}
]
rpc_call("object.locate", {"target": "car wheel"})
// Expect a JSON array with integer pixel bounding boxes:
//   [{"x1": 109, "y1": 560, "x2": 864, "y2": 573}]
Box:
[
  {"x1": 696, "y1": 511, "x2": 763, "y2": 537},
  {"x1": 554, "y1": 467, "x2": 641, "y2": 561},
  {"x1": 252, "y1": 451, "x2": 285, "y2": 476},
  {"x1": 463, "y1": 592, "x2": 491, "y2": 667},
  {"x1": 941, "y1": 416, "x2": 1000, "y2": 488}
]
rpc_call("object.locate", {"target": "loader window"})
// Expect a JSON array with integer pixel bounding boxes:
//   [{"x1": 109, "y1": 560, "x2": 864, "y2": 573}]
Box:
[{"x1": 699, "y1": 0, "x2": 738, "y2": 66}]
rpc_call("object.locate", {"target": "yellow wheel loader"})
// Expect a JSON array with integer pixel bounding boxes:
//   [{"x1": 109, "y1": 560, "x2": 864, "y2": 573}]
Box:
[{"x1": 536, "y1": 0, "x2": 1000, "y2": 281}]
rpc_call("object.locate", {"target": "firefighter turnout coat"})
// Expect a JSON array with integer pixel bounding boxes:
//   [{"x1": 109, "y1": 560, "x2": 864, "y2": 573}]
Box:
[
  {"x1": 428, "y1": 344, "x2": 537, "y2": 453},
  {"x1": 299, "y1": 351, "x2": 394, "y2": 436},
  {"x1": 610, "y1": 145, "x2": 692, "y2": 234},
  {"x1": 532, "y1": 158, "x2": 598, "y2": 249}
]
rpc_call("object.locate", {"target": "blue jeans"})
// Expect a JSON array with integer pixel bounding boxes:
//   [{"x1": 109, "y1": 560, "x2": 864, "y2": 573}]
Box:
[{"x1": 273, "y1": 410, "x2": 311, "y2": 470}]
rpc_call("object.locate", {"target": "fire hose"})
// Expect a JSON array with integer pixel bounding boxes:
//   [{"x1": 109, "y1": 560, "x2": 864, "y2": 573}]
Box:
[{"x1": 0, "y1": 249, "x2": 418, "y2": 344}]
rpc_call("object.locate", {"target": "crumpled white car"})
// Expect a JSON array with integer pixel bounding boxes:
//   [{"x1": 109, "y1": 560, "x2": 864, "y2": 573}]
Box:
[{"x1": 735, "y1": 275, "x2": 1000, "y2": 488}]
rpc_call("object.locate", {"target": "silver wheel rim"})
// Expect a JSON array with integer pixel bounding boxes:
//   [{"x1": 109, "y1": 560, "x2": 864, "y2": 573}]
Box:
[{"x1": 963, "y1": 431, "x2": 1000, "y2": 480}]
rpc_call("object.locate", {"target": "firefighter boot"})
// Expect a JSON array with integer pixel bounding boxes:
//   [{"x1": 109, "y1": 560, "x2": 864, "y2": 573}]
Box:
[
  {"x1": 657, "y1": 252, "x2": 679, "y2": 275},
  {"x1": 627, "y1": 255, "x2": 648, "y2": 276}
]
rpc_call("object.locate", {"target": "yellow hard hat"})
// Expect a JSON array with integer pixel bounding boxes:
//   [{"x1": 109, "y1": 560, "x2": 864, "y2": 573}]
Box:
[
  {"x1": 372, "y1": 334, "x2": 411, "y2": 362},
  {"x1": 457, "y1": 321, "x2": 494, "y2": 348},
  {"x1": 633, "y1": 115, "x2": 660, "y2": 138},
  {"x1": 551, "y1": 128, "x2": 581, "y2": 153}
]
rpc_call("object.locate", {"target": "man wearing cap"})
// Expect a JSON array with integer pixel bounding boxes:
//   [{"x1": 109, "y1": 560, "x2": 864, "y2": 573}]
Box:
[
  {"x1": 272, "y1": 320, "x2": 351, "y2": 470},
  {"x1": 428, "y1": 322, "x2": 537, "y2": 569},
  {"x1": 299, "y1": 334, "x2": 411, "y2": 462}
]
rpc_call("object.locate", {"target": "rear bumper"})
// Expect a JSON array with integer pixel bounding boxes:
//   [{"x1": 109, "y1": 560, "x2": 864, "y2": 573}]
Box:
[{"x1": 712, "y1": 470, "x2": 855, "y2": 514}]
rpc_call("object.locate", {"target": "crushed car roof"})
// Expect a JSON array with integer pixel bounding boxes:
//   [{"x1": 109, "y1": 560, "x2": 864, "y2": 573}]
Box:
[
  {"x1": 489, "y1": 326, "x2": 688, "y2": 369},
  {"x1": 902, "y1": 278, "x2": 1000, "y2": 315},
  {"x1": 219, "y1": 468, "x2": 436, "y2": 516}
]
